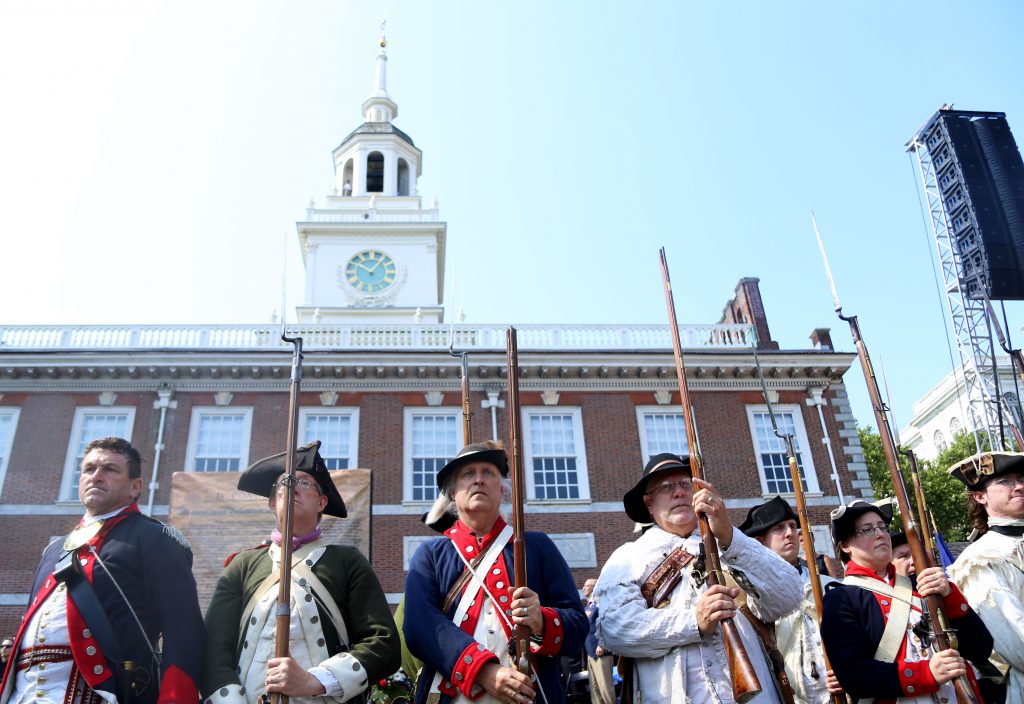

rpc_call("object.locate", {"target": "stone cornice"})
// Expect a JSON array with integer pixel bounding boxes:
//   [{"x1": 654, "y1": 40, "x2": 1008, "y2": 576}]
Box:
[{"x1": 0, "y1": 349, "x2": 856, "y2": 391}]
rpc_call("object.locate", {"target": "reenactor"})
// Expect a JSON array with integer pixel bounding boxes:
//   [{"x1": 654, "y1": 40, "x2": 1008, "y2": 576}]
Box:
[
  {"x1": 202, "y1": 441, "x2": 400, "y2": 703},
  {"x1": 821, "y1": 499, "x2": 992, "y2": 703},
  {"x1": 0, "y1": 437, "x2": 205, "y2": 704},
  {"x1": 740, "y1": 497, "x2": 843, "y2": 704},
  {"x1": 947, "y1": 451, "x2": 1024, "y2": 704},
  {"x1": 593, "y1": 453, "x2": 801, "y2": 704}
]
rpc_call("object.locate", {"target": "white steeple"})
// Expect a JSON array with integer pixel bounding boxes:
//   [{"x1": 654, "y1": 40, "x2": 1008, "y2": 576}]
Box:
[
  {"x1": 362, "y1": 24, "x2": 398, "y2": 124},
  {"x1": 295, "y1": 27, "x2": 446, "y2": 325}
]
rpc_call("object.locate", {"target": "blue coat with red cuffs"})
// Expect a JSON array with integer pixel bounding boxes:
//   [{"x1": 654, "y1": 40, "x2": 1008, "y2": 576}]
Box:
[
  {"x1": 820, "y1": 560, "x2": 992, "y2": 702},
  {"x1": 0, "y1": 504, "x2": 205, "y2": 704},
  {"x1": 404, "y1": 518, "x2": 587, "y2": 704}
]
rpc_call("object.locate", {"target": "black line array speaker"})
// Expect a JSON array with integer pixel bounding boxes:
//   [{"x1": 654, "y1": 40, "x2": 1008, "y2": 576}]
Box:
[{"x1": 936, "y1": 112, "x2": 1024, "y2": 300}]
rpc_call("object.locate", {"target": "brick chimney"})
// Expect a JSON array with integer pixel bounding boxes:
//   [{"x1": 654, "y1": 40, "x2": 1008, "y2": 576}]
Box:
[
  {"x1": 810, "y1": 328, "x2": 833, "y2": 351},
  {"x1": 719, "y1": 278, "x2": 778, "y2": 350}
]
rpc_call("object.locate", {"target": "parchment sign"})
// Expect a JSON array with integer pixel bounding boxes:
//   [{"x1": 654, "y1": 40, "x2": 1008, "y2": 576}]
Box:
[{"x1": 168, "y1": 469, "x2": 371, "y2": 609}]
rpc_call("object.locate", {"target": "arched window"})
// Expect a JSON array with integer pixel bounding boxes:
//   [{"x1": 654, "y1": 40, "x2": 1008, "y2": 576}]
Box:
[
  {"x1": 933, "y1": 430, "x2": 948, "y2": 453},
  {"x1": 397, "y1": 158, "x2": 410, "y2": 196},
  {"x1": 342, "y1": 159, "x2": 354, "y2": 196},
  {"x1": 366, "y1": 152, "x2": 384, "y2": 193},
  {"x1": 949, "y1": 416, "x2": 962, "y2": 437}
]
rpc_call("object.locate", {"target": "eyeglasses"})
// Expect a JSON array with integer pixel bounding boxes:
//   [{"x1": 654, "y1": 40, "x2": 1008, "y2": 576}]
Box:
[
  {"x1": 850, "y1": 523, "x2": 888, "y2": 540},
  {"x1": 989, "y1": 475, "x2": 1024, "y2": 490},
  {"x1": 272, "y1": 478, "x2": 321, "y2": 494},
  {"x1": 646, "y1": 479, "x2": 694, "y2": 497}
]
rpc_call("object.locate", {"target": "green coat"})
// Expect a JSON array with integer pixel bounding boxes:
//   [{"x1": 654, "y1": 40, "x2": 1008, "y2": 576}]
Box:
[{"x1": 202, "y1": 540, "x2": 401, "y2": 703}]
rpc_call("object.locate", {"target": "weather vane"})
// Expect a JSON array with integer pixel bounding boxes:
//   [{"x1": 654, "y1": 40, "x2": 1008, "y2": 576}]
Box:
[{"x1": 379, "y1": 20, "x2": 387, "y2": 49}]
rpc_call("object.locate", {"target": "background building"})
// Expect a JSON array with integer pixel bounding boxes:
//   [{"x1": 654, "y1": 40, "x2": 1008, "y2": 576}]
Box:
[
  {"x1": 899, "y1": 358, "x2": 1024, "y2": 460},
  {"x1": 0, "y1": 44, "x2": 869, "y2": 633}
]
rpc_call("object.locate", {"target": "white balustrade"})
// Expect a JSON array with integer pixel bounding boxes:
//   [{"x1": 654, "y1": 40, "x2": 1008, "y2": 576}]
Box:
[{"x1": 0, "y1": 323, "x2": 753, "y2": 352}]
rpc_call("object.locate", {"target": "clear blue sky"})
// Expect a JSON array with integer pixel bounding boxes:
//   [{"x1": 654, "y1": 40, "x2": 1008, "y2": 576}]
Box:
[{"x1": 2, "y1": 1, "x2": 1023, "y2": 433}]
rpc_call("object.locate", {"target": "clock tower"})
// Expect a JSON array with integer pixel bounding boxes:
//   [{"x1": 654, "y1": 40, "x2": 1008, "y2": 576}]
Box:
[{"x1": 296, "y1": 33, "x2": 446, "y2": 324}]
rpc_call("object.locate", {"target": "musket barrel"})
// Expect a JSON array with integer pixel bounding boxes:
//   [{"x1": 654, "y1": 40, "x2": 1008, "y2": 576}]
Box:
[
  {"x1": 505, "y1": 327, "x2": 531, "y2": 676},
  {"x1": 269, "y1": 335, "x2": 304, "y2": 704}
]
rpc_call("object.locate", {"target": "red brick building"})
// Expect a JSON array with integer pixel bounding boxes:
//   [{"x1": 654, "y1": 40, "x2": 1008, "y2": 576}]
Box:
[{"x1": 0, "y1": 44, "x2": 871, "y2": 634}]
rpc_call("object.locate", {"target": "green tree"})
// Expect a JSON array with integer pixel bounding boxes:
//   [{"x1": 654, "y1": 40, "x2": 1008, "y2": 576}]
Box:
[{"x1": 857, "y1": 426, "x2": 980, "y2": 542}]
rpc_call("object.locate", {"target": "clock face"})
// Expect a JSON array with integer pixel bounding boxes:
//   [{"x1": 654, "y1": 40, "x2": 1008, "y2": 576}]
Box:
[{"x1": 345, "y1": 250, "x2": 397, "y2": 294}]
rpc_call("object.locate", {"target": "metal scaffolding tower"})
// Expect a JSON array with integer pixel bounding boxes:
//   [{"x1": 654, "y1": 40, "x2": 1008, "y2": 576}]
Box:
[{"x1": 906, "y1": 108, "x2": 1015, "y2": 452}]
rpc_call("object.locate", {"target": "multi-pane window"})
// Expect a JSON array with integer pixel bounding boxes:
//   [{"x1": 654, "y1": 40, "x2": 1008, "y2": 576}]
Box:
[
  {"x1": 0, "y1": 409, "x2": 21, "y2": 498},
  {"x1": 746, "y1": 406, "x2": 819, "y2": 496},
  {"x1": 185, "y1": 408, "x2": 252, "y2": 473},
  {"x1": 405, "y1": 409, "x2": 462, "y2": 502},
  {"x1": 524, "y1": 409, "x2": 590, "y2": 501},
  {"x1": 636, "y1": 408, "x2": 688, "y2": 461},
  {"x1": 300, "y1": 409, "x2": 359, "y2": 470},
  {"x1": 61, "y1": 408, "x2": 135, "y2": 500}
]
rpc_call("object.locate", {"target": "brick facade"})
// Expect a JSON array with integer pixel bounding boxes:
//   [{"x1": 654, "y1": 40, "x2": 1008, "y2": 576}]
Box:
[{"x1": 0, "y1": 315, "x2": 859, "y2": 636}]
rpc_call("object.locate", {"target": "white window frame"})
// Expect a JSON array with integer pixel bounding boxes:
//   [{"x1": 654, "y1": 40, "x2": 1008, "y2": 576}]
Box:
[
  {"x1": 745, "y1": 404, "x2": 821, "y2": 497},
  {"x1": 403, "y1": 407, "x2": 464, "y2": 504},
  {"x1": 184, "y1": 407, "x2": 253, "y2": 473},
  {"x1": 522, "y1": 406, "x2": 591, "y2": 503},
  {"x1": 299, "y1": 407, "x2": 360, "y2": 470},
  {"x1": 60, "y1": 407, "x2": 137, "y2": 501},
  {"x1": 0, "y1": 408, "x2": 21, "y2": 500},
  {"x1": 635, "y1": 406, "x2": 688, "y2": 462}
]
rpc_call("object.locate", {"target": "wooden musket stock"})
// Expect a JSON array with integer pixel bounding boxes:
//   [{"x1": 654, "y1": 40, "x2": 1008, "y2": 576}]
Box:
[
  {"x1": 659, "y1": 248, "x2": 761, "y2": 703},
  {"x1": 505, "y1": 327, "x2": 531, "y2": 677}
]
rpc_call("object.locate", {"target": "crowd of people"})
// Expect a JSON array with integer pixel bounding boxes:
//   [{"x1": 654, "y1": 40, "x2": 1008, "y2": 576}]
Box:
[{"x1": 0, "y1": 435, "x2": 1021, "y2": 704}]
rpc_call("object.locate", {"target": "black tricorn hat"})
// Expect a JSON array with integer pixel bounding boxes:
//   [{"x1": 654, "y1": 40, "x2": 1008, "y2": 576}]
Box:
[
  {"x1": 948, "y1": 451, "x2": 1024, "y2": 488},
  {"x1": 435, "y1": 443, "x2": 509, "y2": 490},
  {"x1": 829, "y1": 499, "x2": 892, "y2": 545},
  {"x1": 739, "y1": 496, "x2": 798, "y2": 538},
  {"x1": 623, "y1": 453, "x2": 691, "y2": 524},
  {"x1": 889, "y1": 531, "x2": 908, "y2": 549},
  {"x1": 237, "y1": 440, "x2": 348, "y2": 518}
]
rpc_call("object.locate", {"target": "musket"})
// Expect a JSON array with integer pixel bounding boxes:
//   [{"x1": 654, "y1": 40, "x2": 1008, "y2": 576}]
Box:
[
  {"x1": 811, "y1": 213, "x2": 978, "y2": 704},
  {"x1": 264, "y1": 318, "x2": 304, "y2": 704},
  {"x1": 982, "y1": 295, "x2": 1024, "y2": 450},
  {"x1": 751, "y1": 340, "x2": 844, "y2": 704},
  {"x1": 659, "y1": 248, "x2": 762, "y2": 703},
  {"x1": 505, "y1": 327, "x2": 530, "y2": 677}
]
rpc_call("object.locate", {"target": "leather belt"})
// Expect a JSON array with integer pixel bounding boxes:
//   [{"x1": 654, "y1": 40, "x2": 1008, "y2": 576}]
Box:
[{"x1": 15, "y1": 644, "x2": 74, "y2": 671}]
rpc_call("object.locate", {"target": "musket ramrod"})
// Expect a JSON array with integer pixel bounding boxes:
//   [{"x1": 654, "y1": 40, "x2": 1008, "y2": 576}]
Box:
[
  {"x1": 812, "y1": 213, "x2": 978, "y2": 704},
  {"x1": 659, "y1": 248, "x2": 762, "y2": 703}
]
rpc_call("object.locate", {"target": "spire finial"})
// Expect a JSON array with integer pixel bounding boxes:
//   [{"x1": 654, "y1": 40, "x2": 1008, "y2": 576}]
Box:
[{"x1": 379, "y1": 20, "x2": 387, "y2": 52}]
